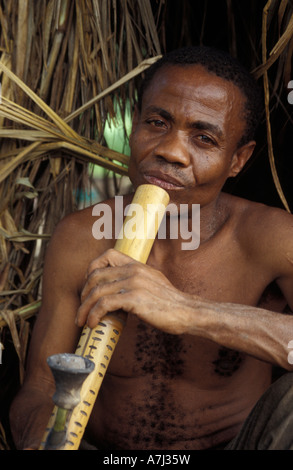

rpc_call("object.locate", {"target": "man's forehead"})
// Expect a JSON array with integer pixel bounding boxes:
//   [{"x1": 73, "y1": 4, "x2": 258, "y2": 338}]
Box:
[
  {"x1": 150, "y1": 63, "x2": 220, "y2": 84},
  {"x1": 143, "y1": 64, "x2": 244, "y2": 103},
  {"x1": 142, "y1": 65, "x2": 247, "y2": 123},
  {"x1": 141, "y1": 64, "x2": 244, "y2": 114}
]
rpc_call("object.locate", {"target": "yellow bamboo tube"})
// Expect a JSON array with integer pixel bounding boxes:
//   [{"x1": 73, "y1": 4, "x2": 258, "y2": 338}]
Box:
[{"x1": 39, "y1": 184, "x2": 169, "y2": 450}]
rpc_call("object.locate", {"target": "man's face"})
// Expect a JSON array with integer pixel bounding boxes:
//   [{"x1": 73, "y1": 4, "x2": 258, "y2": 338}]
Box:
[{"x1": 128, "y1": 64, "x2": 254, "y2": 209}]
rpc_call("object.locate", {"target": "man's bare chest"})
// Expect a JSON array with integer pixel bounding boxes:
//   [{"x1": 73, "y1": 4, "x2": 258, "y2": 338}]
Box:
[{"x1": 151, "y1": 241, "x2": 270, "y2": 307}]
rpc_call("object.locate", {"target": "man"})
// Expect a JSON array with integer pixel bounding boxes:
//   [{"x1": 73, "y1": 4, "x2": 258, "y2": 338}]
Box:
[{"x1": 10, "y1": 46, "x2": 293, "y2": 450}]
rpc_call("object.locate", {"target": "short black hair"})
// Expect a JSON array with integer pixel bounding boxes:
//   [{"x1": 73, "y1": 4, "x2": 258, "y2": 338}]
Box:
[{"x1": 137, "y1": 46, "x2": 263, "y2": 148}]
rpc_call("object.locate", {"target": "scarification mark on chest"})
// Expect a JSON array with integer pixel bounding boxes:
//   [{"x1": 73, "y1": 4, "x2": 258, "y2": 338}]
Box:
[
  {"x1": 115, "y1": 321, "x2": 189, "y2": 448},
  {"x1": 212, "y1": 347, "x2": 243, "y2": 376},
  {"x1": 134, "y1": 321, "x2": 185, "y2": 377},
  {"x1": 105, "y1": 384, "x2": 194, "y2": 450}
]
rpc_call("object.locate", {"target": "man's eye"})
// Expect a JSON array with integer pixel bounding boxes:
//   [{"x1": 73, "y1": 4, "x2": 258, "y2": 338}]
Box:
[
  {"x1": 197, "y1": 135, "x2": 215, "y2": 145},
  {"x1": 146, "y1": 119, "x2": 166, "y2": 128}
]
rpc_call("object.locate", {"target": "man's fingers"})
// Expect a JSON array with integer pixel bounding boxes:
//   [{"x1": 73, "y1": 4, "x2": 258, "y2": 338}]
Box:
[
  {"x1": 77, "y1": 249, "x2": 174, "y2": 329},
  {"x1": 81, "y1": 266, "x2": 127, "y2": 301},
  {"x1": 77, "y1": 279, "x2": 131, "y2": 326},
  {"x1": 77, "y1": 290, "x2": 134, "y2": 328},
  {"x1": 81, "y1": 255, "x2": 151, "y2": 302},
  {"x1": 86, "y1": 248, "x2": 136, "y2": 276}
]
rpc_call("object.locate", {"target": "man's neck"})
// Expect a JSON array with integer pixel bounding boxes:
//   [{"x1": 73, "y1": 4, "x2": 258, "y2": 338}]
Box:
[
  {"x1": 154, "y1": 192, "x2": 230, "y2": 256},
  {"x1": 199, "y1": 193, "x2": 229, "y2": 244}
]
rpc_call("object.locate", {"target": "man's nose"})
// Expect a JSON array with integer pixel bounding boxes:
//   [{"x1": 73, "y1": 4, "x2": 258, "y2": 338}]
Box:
[{"x1": 154, "y1": 131, "x2": 190, "y2": 166}]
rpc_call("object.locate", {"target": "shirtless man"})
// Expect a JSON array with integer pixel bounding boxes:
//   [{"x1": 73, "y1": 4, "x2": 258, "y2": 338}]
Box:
[{"x1": 10, "y1": 46, "x2": 293, "y2": 450}]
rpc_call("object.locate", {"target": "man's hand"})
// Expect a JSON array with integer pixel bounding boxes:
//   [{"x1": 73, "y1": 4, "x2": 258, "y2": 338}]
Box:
[{"x1": 76, "y1": 249, "x2": 198, "y2": 334}]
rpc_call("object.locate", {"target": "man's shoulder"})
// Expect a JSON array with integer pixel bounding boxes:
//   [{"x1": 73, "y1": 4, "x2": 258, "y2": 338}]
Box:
[
  {"x1": 51, "y1": 192, "x2": 134, "y2": 248},
  {"x1": 56, "y1": 196, "x2": 120, "y2": 233},
  {"x1": 224, "y1": 192, "x2": 292, "y2": 228},
  {"x1": 225, "y1": 192, "x2": 293, "y2": 265},
  {"x1": 53, "y1": 205, "x2": 96, "y2": 242},
  {"x1": 237, "y1": 195, "x2": 291, "y2": 232}
]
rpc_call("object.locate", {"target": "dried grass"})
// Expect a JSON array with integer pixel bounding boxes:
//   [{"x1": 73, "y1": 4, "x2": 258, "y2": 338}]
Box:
[
  {"x1": 255, "y1": 0, "x2": 292, "y2": 213},
  {"x1": 0, "y1": 1, "x2": 163, "y2": 448},
  {"x1": 0, "y1": 0, "x2": 162, "y2": 324}
]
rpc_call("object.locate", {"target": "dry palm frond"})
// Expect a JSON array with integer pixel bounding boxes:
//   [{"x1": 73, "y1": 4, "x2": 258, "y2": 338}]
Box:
[
  {"x1": 0, "y1": 300, "x2": 41, "y2": 329},
  {"x1": 64, "y1": 55, "x2": 161, "y2": 123},
  {"x1": 258, "y1": 0, "x2": 292, "y2": 213},
  {"x1": 253, "y1": 5, "x2": 293, "y2": 79},
  {"x1": 0, "y1": 54, "x2": 162, "y2": 184},
  {"x1": 0, "y1": 421, "x2": 9, "y2": 450},
  {"x1": 0, "y1": 95, "x2": 129, "y2": 179}
]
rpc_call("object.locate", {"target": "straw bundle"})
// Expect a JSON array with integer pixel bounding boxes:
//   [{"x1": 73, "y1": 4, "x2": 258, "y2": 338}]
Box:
[
  {"x1": 0, "y1": 1, "x2": 162, "y2": 330},
  {"x1": 0, "y1": 0, "x2": 163, "y2": 448}
]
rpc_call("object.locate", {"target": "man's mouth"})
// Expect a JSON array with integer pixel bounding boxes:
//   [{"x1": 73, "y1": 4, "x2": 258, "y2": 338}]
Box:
[{"x1": 143, "y1": 171, "x2": 186, "y2": 190}]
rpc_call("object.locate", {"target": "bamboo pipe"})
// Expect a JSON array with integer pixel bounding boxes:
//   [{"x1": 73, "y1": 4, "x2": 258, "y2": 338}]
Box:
[{"x1": 39, "y1": 184, "x2": 170, "y2": 450}]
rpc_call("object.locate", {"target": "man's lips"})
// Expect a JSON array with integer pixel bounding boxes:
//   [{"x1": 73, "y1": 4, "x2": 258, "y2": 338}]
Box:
[{"x1": 143, "y1": 171, "x2": 186, "y2": 190}]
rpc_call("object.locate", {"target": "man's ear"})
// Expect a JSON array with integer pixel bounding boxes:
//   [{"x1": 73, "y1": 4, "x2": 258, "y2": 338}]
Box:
[{"x1": 228, "y1": 141, "x2": 256, "y2": 177}]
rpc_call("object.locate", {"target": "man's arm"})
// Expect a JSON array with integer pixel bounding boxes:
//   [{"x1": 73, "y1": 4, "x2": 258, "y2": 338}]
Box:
[
  {"x1": 76, "y1": 241, "x2": 293, "y2": 371},
  {"x1": 9, "y1": 214, "x2": 88, "y2": 449}
]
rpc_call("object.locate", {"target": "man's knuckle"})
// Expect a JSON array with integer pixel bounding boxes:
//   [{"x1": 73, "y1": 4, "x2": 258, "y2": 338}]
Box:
[
  {"x1": 106, "y1": 248, "x2": 116, "y2": 258},
  {"x1": 130, "y1": 276, "x2": 143, "y2": 289},
  {"x1": 98, "y1": 296, "x2": 108, "y2": 308},
  {"x1": 133, "y1": 287, "x2": 145, "y2": 298},
  {"x1": 129, "y1": 262, "x2": 143, "y2": 275},
  {"x1": 91, "y1": 285, "x2": 100, "y2": 297}
]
